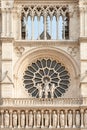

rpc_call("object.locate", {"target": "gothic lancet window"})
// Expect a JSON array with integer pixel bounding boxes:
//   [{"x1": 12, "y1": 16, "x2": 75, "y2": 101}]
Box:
[{"x1": 21, "y1": 5, "x2": 69, "y2": 40}]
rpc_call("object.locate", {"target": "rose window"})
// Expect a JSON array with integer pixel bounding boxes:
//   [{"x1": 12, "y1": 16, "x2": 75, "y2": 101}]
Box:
[{"x1": 23, "y1": 58, "x2": 70, "y2": 98}]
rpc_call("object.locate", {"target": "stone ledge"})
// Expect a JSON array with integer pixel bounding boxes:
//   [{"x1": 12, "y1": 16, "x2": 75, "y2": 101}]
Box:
[
  {"x1": 79, "y1": 37, "x2": 87, "y2": 43},
  {"x1": 0, "y1": 128, "x2": 81, "y2": 130},
  {"x1": 14, "y1": 40, "x2": 79, "y2": 47},
  {"x1": 14, "y1": 0, "x2": 79, "y2": 4},
  {"x1": 0, "y1": 98, "x2": 83, "y2": 107},
  {"x1": 0, "y1": 37, "x2": 14, "y2": 43}
]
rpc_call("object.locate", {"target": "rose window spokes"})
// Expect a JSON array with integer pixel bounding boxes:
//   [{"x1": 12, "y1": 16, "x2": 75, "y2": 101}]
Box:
[{"x1": 23, "y1": 58, "x2": 70, "y2": 98}]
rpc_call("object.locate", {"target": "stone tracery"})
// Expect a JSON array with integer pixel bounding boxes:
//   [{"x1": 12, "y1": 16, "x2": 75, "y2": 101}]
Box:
[
  {"x1": 21, "y1": 5, "x2": 69, "y2": 40},
  {"x1": 23, "y1": 58, "x2": 70, "y2": 98}
]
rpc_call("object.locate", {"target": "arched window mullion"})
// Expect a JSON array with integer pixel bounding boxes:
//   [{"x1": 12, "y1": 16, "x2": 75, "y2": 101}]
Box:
[
  {"x1": 62, "y1": 14, "x2": 66, "y2": 40},
  {"x1": 65, "y1": 12, "x2": 69, "y2": 40},
  {"x1": 30, "y1": 11, "x2": 35, "y2": 40},
  {"x1": 21, "y1": 14, "x2": 26, "y2": 40},
  {"x1": 38, "y1": 15, "x2": 40, "y2": 40},
  {"x1": 50, "y1": 15, "x2": 53, "y2": 40}
]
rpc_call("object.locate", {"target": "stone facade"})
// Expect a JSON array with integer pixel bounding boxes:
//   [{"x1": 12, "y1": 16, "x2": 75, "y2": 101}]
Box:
[{"x1": 0, "y1": 0, "x2": 87, "y2": 130}]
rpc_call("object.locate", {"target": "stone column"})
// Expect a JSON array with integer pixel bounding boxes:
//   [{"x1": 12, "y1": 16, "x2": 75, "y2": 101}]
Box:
[
  {"x1": 44, "y1": 11, "x2": 47, "y2": 40},
  {"x1": 50, "y1": 16, "x2": 52, "y2": 39},
  {"x1": 57, "y1": 110, "x2": 60, "y2": 128},
  {"x1": 80, "y1": 7, "x2": 85, "y2": 36},
  {"x1": 65, "y1": 110, "x2": 68, "y2": 128},
  {"x1": 56, "y1": 16, "x2": 59, "y2": 40},
  {"x1": 25, "y1": 110, "x2": 28, "y2": 128},
  {"x1": 63, "y1": 15, "x2": 65, "y2": 40},
  {"x1": 13, "y1": 10, "x2": 19, "y2": 40},
  {"x1": 38, "y1": 16, "x2": 40, "y2": 40},
  {"x1": 13, "y1": 10, "x2": 17, "y2": 39},
  {"x1": 18, "y1": 110, "x2": 20, "y2": 128},
  {"x1": 1, "y1": 9, "x2": 6, "y2": 36},
  {"x1": 10, "y1": 10, "x2": 13, "y2": 37},
  {"x1": 85, "y1": 8, "x2": 87, "y2": 36},
  {"x1": 17, "y1": 13, "x2": 21, "y2": 40},
  {"x1": 31, "y1": 14, "x2": 34, "y2": 40},
  {"x1": 73, "y1": 110, "x2": 76, "y2": 128},
  {"x1": 9, "y1": 110, "x2": 12, "y2": 128},
  {"x1": 19, "y1": 14, "x2": 22, "y2": 40},
  {"x1": 81, "y1": 109, "x2": 84, "y2": 128},
  {"x1": 41, "y1": 110, "x2": 44, "y2": 128},
  {"x1": 7, "y1": 8, "x2": 10, "y2": 37},
  {"x1": 33, "y1": 110, "x2": 36, "y2": 128},
  {"x1": 49, "y1": 110, "x2": 52, "y2": 128},
  {"x1": 1, "y1": 110, "x2": 4, "y2": 128}
]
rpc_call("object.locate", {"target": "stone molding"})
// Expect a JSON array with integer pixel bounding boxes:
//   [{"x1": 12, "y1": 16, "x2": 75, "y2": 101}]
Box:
[
  {"x1": 79, "y1": 37, "x2": 87, "y2": 43},
  {"x1": 0, "y1": 37, "x2": 14, "y2": 43},
  {"x1": 0, "y1": 98, "x2": 83, "y2": 107},
  {"x1": 14, "y1": 40, "x2": 79, "y2": 47},
  {"x1": 14, "y1": 0, "x2": 79, "y2": 4}
]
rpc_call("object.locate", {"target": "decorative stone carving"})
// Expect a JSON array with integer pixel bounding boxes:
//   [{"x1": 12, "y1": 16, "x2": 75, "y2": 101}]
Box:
[
  {"x1": 36, "y1": 111, "x2": 41, "y2": 127},
  {"x1": 84, "y1": 110, "x2": 87, "y2": 127},
  {"x1": 52, "y1": 111, "x2": 57, "y2": 128},
  {"x1": 14, "y1": 46, "x2": 25, "y2": 57},
  {"x1": 44, "y1": 111, "x2": 49, "y2": 128},
  {"x1": 51, "y1": 84, "x2": 55, "y2": 98},
  {"x1": 13, "y1": 111, "x2": 17, "y2": 128},
  {"x1": 29, "y1": 111, "x2": 33, "y2": 128},
  {"x1": 4, "y1": 110, "x2": 9, "y2": 128},
  {"x1": 68, "y1": 47, "x2": 79, "y2": 57},
  {"x1": 68, "y1": 110, "x2": 73, "y2": 128},
  {"x1": 37, "y1": 84, "x2": 43, "y2": 98},
  {"x1": 76, "y1": 110, "x2": 80, "y2": 128},
  {"x1": 44, "y1": 80, "x2": 50, "y2": 98},
  {"x1": 60, "y1": 110, "x2": 65, "y2": 128},
  {"x1": 20, "y1": 111, "x2": 25, "y2": 128}
]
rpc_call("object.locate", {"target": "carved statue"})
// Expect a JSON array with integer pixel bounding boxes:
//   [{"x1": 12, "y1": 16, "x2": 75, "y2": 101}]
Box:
[
  {"x1": 60, "y1": 111, "x2": 65, "y2": 128},
  {"x1": 76, "y1": 110, "x2": 80, "y2": 128},
  {"x1": 44, "y1": 80, "x2": 50, "y2": 98},
  {"x1": 51, "y1": 84, "x2": 55, "y2": 98},
  {"x1": 53, "y1": 111, "x2": 57, "y2": 128},
  {"x1": 21, "y1": 111, "x2": 25, "y2": 128},
  {"x1": 36, "y1": 111, "x2": 41, "y2": 127},
  {"x1": 84, "y1": 110, "x2": 87, "y2": 127},
  {"x1": 68, "y1": 110, "x2": 73, "y2": 128},
  {"x1": 29, "y1": 111, "x2": 33, "y2": 127},
  {"x1": 44, "y1": 111, "x2": 49, "y2": 127},
  {"x1": 37, "y1": 83, "x2": 43, "y2": 98},
  {"x1": 13, "y1": 111, "x2": 17, "y2": 128},
  {"x1": 4, "y1": 110, "x2": 9, "y2": 128}
]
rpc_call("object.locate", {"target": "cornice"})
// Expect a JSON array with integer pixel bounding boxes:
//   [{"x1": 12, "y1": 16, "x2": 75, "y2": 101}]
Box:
[
  {"x1": 14, "y1": 0, "x2": 79, "y2": 5},
  {"x1": 14, "y1": 40, "x2": 79, "y2": 47},
  {"x1": 79, "y1": 37, "x2": 87, "y2": 43},
  {"x1": 0, "y1": 97, "x2": 82, "y2": 108},
  {"x1": 0, "y1": 37, "x2": 14, "y2": 43}
]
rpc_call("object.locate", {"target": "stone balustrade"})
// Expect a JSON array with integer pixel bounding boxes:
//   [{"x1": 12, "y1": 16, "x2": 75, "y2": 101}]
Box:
[
  {"x1": 0, "y1": 108, "x2": 87, "y2": 129},
  {"x1": 0, "y1": 98, "x2": 83, "y2": 107}
]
